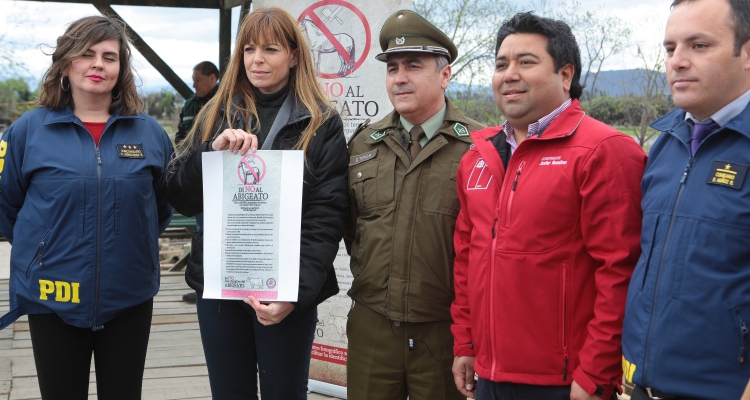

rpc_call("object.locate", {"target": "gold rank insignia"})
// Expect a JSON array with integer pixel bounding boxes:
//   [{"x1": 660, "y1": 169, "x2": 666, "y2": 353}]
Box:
[
  {"x1": 116, "y1": 143, "x2": 145, "y2": 159},
  {"x1": 707, "y1": 161, "x2": 747, "y2": 190},
  {"x1": 454, "y1": 123, "x2": 469, "y2": 137}
]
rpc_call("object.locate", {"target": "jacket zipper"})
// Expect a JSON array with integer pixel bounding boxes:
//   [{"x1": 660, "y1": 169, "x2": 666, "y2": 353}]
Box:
[
  {"x1": 92, "y1": 146, "x2": 104, "y2": 331},
  {"x1": 489, "y1": 208, "x2": 500, "y2": 379},
  {"x1": 562, "y1": 261, "x2": 569, "y2": 381},
  {"x1": 505, "y1": 161, "x2": 526, "y2": 227},
  {"x1": 737, "y1": 310, "x2": 749, "y2": 362},
  {"x1": 642, "y1": 157, "x2": 693, "y2": 385},
  {"x1": 25, "y1": 230, "x2": 50, "y2": 277}
]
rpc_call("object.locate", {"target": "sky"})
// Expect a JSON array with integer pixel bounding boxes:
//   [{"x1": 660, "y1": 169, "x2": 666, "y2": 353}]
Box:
[{"x1": 0, "y1": 0, "x2": 673, "y2": 94}]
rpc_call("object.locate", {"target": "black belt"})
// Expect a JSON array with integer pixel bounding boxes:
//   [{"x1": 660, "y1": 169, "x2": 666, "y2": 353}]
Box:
[{"x1": 633, "y1": 384, "x2": 701, "y2": 400}]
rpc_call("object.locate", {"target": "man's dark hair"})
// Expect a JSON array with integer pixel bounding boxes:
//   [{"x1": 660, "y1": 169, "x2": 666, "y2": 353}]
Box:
[
  {"x1": 671, "y1": 0, "x2": 750, "y2": 56},
  {"x1": 495, "y1": 12, "x2": 583, "y2": 99},
  {"x1": 194, "y1": 61, "x2": 219, "y2": 78}
]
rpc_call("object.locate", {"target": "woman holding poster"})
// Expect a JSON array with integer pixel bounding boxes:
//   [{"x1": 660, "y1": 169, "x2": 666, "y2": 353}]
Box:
[{"x1": 166, "y1": 7, "x2": 348, "y2": 400}]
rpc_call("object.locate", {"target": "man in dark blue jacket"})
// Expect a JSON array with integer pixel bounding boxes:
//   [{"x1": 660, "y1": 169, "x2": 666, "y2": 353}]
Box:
[{"x1": 622, "y1": 0, "x2": 750, "y2": 399}]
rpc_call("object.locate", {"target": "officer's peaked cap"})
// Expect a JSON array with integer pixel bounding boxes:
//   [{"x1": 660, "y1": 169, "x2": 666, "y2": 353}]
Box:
[{"x1": 376, "y1": 9, "x2": 458, "y2": 63}]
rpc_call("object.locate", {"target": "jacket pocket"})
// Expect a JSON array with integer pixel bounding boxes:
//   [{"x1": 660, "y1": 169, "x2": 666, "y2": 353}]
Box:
[
  {"x1": 735, "y1": 306, "x2": 750, "y2": 363},
  {"x1": 422, "y1": 159, "x2": 462, "y2": 215},
  {"x1": 142, "y1": 226, "x2": 158, "y2": 273},
  {"x1": 639, "y1": 213, "x2": 660, "y2": 290},
  {"x1": 349, "y1": 159, "x2": 389, "y2": 211},
  {"x1": 26, "y1": 230, "x2": 51, "y2": 277}
]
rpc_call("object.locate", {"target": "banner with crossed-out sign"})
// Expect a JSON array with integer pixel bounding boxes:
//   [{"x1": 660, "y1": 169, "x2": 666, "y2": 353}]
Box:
[{"x1": 254, "y1": 0, "x2": 412, "y2": 397}]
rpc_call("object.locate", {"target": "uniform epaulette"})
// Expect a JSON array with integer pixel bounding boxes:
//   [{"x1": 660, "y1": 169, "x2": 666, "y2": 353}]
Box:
[{"x1": 348, "y1": 118, "x2": 371, "y2": 145}]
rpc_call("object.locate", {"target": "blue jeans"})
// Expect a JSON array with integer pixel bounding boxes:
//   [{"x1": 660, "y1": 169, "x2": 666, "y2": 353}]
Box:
[{"x1": 196, "y1": 292, "x2": 317, "y2": 400}]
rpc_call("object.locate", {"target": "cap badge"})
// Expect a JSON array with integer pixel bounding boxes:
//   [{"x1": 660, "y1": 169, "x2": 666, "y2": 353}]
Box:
[{"x1": 395, "y1": 37, "x2": 406, "y2": 45}]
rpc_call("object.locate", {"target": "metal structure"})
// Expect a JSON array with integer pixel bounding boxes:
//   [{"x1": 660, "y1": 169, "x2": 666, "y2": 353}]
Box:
[{"x1": 22, "y1": 0, "x2": 252, "y2": 99}]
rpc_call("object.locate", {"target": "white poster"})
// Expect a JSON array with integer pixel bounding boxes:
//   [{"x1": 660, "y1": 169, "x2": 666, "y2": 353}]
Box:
[
  {"x1": 202, "y1": 150, "x2": 304, "y2": 301},
  {"x1": 253, "y1": 1, "x2": 412, "y2": 398}
]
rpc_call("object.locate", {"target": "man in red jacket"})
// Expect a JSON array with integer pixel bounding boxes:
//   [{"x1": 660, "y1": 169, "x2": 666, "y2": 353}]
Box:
[{"x1": 450, "y1": 12, "x2": 647, "y2": 400}]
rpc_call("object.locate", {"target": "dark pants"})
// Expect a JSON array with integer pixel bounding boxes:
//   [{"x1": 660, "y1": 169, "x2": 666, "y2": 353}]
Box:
[
  {"x1": 477, "y1": 378, "x2": 621, "y2": 400},
  {"x1": 28, "y1": 299, "x2": 153, "y2": 400},
  {"x1": 477, "y1": 379, "x2": 572, "y2": 400},
  {"x1": 631, "y1": 385, "x2": 700, "y2": 400},
  {"x1": 196, "y1": 292, "x2": 317, "y2": 400},
  {"x1": 346, "y1": 302, "x2": 463, "y2": 400}
]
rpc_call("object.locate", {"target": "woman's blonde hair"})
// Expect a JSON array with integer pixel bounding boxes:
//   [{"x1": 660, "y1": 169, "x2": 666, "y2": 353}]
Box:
[
  {"x1": 37, "y1": 15, "x2": 144, "y2": 116},
  {"x1": 177, "y1": 7, "x2": 332, "y2": 157}
]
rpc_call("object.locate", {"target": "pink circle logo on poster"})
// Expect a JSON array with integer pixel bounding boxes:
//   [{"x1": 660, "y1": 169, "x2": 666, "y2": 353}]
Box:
[
  {"x1": 237, "y1": 154, "x2": 267, "y2": 188},
  {"x1": 266, "y1": 278, "x2": 277, "y2": 289}
]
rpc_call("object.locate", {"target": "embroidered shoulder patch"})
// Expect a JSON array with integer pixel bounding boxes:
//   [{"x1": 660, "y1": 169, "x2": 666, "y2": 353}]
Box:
[
  {"x1": 117, "y1": 143, "x2": 145, "y2": 159},
  {"x1": 454, "y1": 123, "x2": 469, "y2": 137},
  {"x1": 369, "y1": 130, "x2": 386, "y2": 142},
  {"x1": 707, "y1": 161, "x2": 747, "y2": 190}
]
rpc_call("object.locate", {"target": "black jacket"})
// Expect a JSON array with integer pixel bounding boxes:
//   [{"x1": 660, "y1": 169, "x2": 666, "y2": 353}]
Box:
[{"x1": 166, "y1": 95, "x2": 348, "y2": 310}]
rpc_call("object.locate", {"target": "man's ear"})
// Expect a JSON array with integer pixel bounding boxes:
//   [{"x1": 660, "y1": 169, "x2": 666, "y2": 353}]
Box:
[
  {"x1": 441, "y1": 64, "x2": 452, "y2": 90},
  {"x1": 559, "y1": 63, "x2": 575, "y2": 94},
  {"x1": 742, "y1": 39, "x2": 750, "y2": 71}
]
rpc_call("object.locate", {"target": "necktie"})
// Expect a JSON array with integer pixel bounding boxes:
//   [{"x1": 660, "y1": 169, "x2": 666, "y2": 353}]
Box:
[
  {"x1": 691, "y1": 121, "x2": 718, "y2": 155},
  {"x1": 410, "y1": 125, "x2": 425, "y2": 162}
]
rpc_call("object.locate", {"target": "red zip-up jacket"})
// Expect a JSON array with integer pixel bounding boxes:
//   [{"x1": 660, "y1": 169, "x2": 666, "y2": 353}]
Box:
[{"x1": 451, "y1": 101, "x2": 646, "y2": 399}]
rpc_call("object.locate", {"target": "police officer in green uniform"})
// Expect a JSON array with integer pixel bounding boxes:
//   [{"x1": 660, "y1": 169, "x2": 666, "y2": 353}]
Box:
[
  {"x1": 177, "y1": 61, "x2": 218, "y2": 303},
  {"x1": 175, "y1": 61, "x2": 219, "y2": 145},
  {"x1": 344, "y1": 10, "x2": 484, "y2": 400}
]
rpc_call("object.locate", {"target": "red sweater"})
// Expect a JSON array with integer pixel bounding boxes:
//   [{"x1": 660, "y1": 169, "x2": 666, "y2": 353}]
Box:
[{"x1": 451, "y1": 100, "x2": 646, "y2": 399}]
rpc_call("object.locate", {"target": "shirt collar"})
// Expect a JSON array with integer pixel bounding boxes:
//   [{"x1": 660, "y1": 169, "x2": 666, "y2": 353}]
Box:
[
  {"x1": 400, "y1": 103, "x2": 447, "y2": 141},
  {"x1": 503, "y1": 98, "x2": 572, "y2": 154},
  {"x1": 685, "y1": 88, "x2": 750, "y2": 127}
]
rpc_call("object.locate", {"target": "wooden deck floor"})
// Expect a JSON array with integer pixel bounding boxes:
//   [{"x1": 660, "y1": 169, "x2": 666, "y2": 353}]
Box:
[{"x1": 0, "y1": 272, "x2": 339, "y2": 400}]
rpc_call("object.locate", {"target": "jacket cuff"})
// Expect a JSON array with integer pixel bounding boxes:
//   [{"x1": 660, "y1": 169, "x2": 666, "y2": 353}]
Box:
[
  {"x1": 572, "y1": 367, "x2": 615, "y2": 400},
  {"x1": 453, "y1": 343, "x2": 475, "y2": 357}
]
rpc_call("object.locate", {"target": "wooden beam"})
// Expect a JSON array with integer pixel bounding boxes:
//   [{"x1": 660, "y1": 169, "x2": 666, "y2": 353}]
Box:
[
  {"x1": 93, "y1": 4, "x2": 194, "y2": 99},
  {"x1": 221, "y1": 0, "x2": 244, "y2": 9},
  {"x1": 238, "y1": 0, "x2": 251, "y2": 31},
  {"x1": 219, "y1": 8, "x2": 231, "y2": 79},
  {"x1": 24, "y1": 0, "x2": 223, "y2": 8}
]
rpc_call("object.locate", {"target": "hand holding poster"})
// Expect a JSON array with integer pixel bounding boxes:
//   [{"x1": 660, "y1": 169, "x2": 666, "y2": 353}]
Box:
[{"x1": 201, "y1": 150, "x2": 304, "y2": 301}]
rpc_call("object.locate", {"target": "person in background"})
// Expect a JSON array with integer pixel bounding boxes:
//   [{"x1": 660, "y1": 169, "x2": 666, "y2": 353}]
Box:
[
  {"x1": 344, "y1": 9, "x2": 484, "y2": 400},
  {"x1": 0, "y1": 15, "x2": 173, "y2": 399},
  {"x1": 175, "y1": 61, "x2": 219, "y2": 145},
  {"x1": 451, "y1": 12, "x2": 646, "y2": 400},
  {"x1": 622, "y1": 1, "x2": 750, "y2": 399},
  {"x1": 166, "y1": 7, "x2": 348, "y2": 400},
  {"x1": 176, "y1": 61, "x2": 219, "y2": 304}
]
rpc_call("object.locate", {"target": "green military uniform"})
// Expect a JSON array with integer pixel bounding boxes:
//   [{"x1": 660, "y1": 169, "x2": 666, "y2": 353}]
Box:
[
  {"x1": 174, "y1": 85, "x2": 217, "y2": 145},
  {"x1": 346, "y1": 101, "x2": 483, "y2": 399},
  {"x1": 345, "y1": 11, "x2": 485, "y2": 398}
]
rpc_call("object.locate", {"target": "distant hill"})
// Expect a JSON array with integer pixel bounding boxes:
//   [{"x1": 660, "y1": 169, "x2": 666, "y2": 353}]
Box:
[
  {"x1": 447, "y1": 69, "x2": 668, "y2": 99},
  {"x1": 584, "y1": 69, "x2": 668, "y2": 97}
]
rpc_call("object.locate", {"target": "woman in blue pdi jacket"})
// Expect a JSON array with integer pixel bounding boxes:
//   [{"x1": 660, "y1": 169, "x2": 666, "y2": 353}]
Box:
[{"x1": 0, "y1": 16, "x2": 173, "y2": 399}]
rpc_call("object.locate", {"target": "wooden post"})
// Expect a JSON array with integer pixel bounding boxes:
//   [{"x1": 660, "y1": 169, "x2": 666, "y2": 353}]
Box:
[
  {"x1": 93, "y1": 4, "x2": 194, "y2": 99},
  {"x1": 219, "y1": 8, "x2": 231, "y2": 79}
]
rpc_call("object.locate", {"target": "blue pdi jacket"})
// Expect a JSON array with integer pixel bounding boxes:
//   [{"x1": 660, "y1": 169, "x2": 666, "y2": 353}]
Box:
[
  {"x1": 622, "y1": 104, "x2": 750, "y2": 399},
  {"x1": 0, "y1": 106, "x2": 173, "y2": 330}
]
